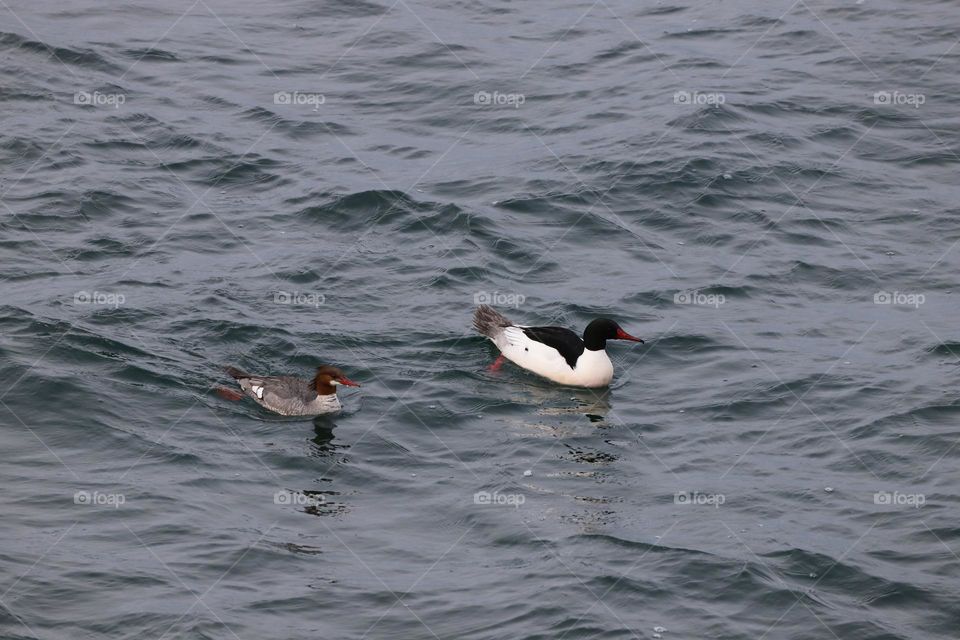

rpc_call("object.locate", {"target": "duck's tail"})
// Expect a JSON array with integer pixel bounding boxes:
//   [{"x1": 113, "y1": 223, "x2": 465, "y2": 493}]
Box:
[
  {"x1": 215, "y1": 386, "x2": 245, "y2": 401},
  {"x1": 473, "y1": 304, "x2": 512, "y2": 339}
]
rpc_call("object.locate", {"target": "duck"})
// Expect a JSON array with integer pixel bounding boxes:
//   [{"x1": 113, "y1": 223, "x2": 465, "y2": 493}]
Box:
[
  {"x1": 218, "y1": 365, "x2": 359, "y2": 416},
  {"x1": 473, "y1": 305, "x2": 643, "y2": 388}
]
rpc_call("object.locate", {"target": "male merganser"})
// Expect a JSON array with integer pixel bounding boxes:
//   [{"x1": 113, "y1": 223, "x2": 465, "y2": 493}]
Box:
[
  {"x1": 219, "y1": 365, "x2": 359, "y2": 416},
  {"x1": 473, "y1": 305, "x2": 644, "y2": 388}
]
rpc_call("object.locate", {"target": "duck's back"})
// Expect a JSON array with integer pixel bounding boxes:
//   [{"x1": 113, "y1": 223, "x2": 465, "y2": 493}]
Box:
[{"x1": 238, "y1": 375, "x2": 339, "y2": 415}]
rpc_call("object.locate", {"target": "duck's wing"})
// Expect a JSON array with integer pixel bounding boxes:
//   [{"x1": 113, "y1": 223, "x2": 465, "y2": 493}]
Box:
[
  {"x1": 519, "y1": 326, "x2": 585, "y2": 369},
  {"x1": 237, "y1": 376, "x2": 316, "y2": 413}
]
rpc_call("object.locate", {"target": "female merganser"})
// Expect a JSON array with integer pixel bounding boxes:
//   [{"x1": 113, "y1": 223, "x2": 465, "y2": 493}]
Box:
[
  {"x1": 473, "y1": 305, "x2": 644, "y2": 388},
  {"x1": 220, "y1": 365, "x2": 359, "y2": 416}
]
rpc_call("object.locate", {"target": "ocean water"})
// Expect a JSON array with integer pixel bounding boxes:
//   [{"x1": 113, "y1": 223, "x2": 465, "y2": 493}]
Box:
[{"x1": 2, "y1": 0, "x2": 960, "y2": 638}]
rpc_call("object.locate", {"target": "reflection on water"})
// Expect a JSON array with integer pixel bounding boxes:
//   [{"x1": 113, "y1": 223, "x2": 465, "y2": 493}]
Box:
[
  {"x1": 308, "y1": 418, "x2": 348, "y2": 459},
  {"x1": 302, "y1": 489, "x2": 347, "y2": 518},
  {"x1": 295, "y1": 420, "x2": 350, "y2": 516},
  {"x1": 520, "y1": 384, "x2": 613, "y2": 421}
]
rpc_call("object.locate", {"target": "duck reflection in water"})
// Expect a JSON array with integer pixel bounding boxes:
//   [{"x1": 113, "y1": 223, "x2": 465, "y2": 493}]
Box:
[
  {"x1": 523, "y1": 384, "x2": 612, "y2": 423},
  {"x1": 308, "y1": 416, "x2": 348, "y2": 458}
]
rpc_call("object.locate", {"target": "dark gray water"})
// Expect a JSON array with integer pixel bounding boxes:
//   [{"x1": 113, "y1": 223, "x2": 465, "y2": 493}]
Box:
[{"x1": 3, "y1": 0, "x2": 960, "y2": 638}]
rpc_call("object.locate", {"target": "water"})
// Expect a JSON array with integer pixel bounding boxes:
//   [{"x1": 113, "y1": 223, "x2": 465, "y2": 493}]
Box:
[{"x1": 2, "y1": 1, "x2": 960, "y2": 638}]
